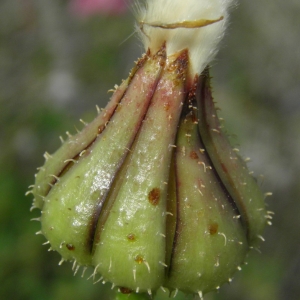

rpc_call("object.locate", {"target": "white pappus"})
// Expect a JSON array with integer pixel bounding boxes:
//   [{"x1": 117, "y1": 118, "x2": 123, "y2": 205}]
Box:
[{"x1": 135, "y1": 0, "x2": 236, "y2": 77}]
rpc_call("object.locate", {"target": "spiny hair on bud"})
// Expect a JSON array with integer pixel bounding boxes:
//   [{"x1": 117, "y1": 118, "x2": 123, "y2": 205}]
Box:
[
  {"x1": 173, "y1": 288, "x2": 179, "y2": 298},
  {"x1": 81, "y1": 267, "x2": 87, "y2": 278},
  {"x1": 79, "y1": 119, "x2": 88, "y2": 126},
  {"x1": 257, "y1": 235, "x2": 265, "y2": 242},
  {"x1": 72, "y1": 259, "x2": 77, "y2": 271},
  {"x1": 64, "y1": 158, "x2": 78, "y2": 164},
  {"x1": 93, "y1": 275, "x2": 102, "y2": 284},
  {"x1": 264, "y1": 192, "x2": 273, "y2": 198},
  {"x1": 49, "y1": 174, "x2": 60, "y2": 181},
  {"x1": 73, "y1": 265, "x2": 80, "y2": 276},
  {"x1": 95, "y1": 105, "x2": 101, "y2": 114},
  {"x1": 25, "y1": 190, "x2": 34, "y2": 196},
  {"x1": 66, "y1": 131, "x2": 72, "y2": 138},
  {"x1": 87, "y1": 263, "x2": 100, "y2": 281},
  {"x1": 43, "y1": 152, "x2": 52, "y2": 160}
]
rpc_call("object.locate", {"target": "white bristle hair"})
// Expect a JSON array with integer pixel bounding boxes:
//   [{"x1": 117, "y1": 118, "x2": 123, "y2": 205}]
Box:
[{"x1": 136, "y1": 0, "x2": 236, "y2": 76}]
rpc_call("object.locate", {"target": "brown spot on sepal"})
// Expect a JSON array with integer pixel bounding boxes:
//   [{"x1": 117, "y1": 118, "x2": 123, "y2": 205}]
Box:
[
  {"x1": 168, "y1": 49, "x2": 189, "y2": 80},
  {"x1": 119, "y1": 287, "x2": 132, "y2": 294},
  {"x1": 127, "y1": 233, "x2": 136, "y2": 241},
  {"x1": 66, "y1": 243, "x2": 75, "y2": 250},
  {"x1": 190, "y1": 151, "x2": 198, "y2": 159},
  {"x1": 164, "y1": 101, "x2": 171, "y2": 111},
  {"x1": 135, "y1": 255, "x2": 144, "y2": 264},
  {"x1": 148, "y1": 188, "x2": 161, "y2": 206},
  {"x1": 208, "y1": 222, "x2": 219, "y2": 235}
]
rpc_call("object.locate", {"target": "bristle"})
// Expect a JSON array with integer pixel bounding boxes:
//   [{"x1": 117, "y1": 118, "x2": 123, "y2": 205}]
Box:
[
  {"x1": 218, "y1": 232, "x2": 227, "y2": 246},
  {"x1": 25, "y1": 190, "x2": 33, "y2": 196},
  {"x1": 257, "y1": 235, "x2": 265, "y2": 242},
  {"x1": 49, "y1": 174, "x2": 60, "y2": 181},
  {"x1": 93, "y1": 276, "x2": 103, "y2": 284},
  {"x1": 79, "y1": 119, "x2": 88, "y2": 126},
  {"x1": 81, "y1": 267, "x2": 87, "y2": 278},
  {"x1": 43, "y1": 152, "x2": 52, "y2": 160},
  {"x1": 66, "y1": 131, "x2": 72, "y2": 138},
  {"x1": 72, "y1": 260, "x2": 77, "y2": 271},
  {"x1": 159, "y1": 261, "x2": 168, "y2": 268},
  {"x1": 264, "y1": 192, "x2": 273, "y2": 198},
  {"x1": 173, "y1": 288, "x2": 178, "y2": 298},
  {"x1": 96, "y1": 105, "x2": 101, "y2": 114},
  {"x1": 133, "y1": 266, "x2": 137, "y2": 282},
  {"x1": 144, "y1": 261, "x2": 151, "y2": 273},
  {"x1": 87, "y1": 263, "x2": 100, "y2": 281},
  {"x1": 108, "y1": 257, "x2": 112, "y2": 273},
  {"x1": 74, "y1": 265, "x2": 80, "y2": 276},
  {"x1": 64, "y1": 159, "x2": 77, "y2": 164}
]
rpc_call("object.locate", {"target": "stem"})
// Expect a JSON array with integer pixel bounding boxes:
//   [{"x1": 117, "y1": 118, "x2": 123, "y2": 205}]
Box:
[
  {"x1": 114, "y1": 291, "x2": 151, "y2": 300},
  {"x1": 113, "y1": 289, "x2": 195, "y2": 300}
]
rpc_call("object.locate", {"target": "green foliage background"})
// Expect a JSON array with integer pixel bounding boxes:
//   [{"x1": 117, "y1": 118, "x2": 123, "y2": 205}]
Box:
[{"x1": 1, "y1": 1, "x2": 299, "y2": 299}]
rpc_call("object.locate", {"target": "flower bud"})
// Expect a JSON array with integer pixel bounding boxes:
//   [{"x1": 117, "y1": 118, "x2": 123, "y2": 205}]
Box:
[
  {"x1": 30, "y1": 48, "x2": 267, "y2": 297},
  {"x1": 29, "y1": 0, "x2": 269, "y2": 298}
]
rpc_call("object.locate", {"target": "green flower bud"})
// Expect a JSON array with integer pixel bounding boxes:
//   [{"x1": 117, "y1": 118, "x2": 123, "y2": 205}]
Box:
[{"x1": 30, "y1": 46, "x2": 268, "y2": 298}]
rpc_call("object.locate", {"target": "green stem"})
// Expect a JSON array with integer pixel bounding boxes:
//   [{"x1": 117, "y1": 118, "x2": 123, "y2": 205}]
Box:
[
  {"x1": 113, "y1": 289, "x2": 194, "y2": 300},
  {"x1": 114, "y1": 291, "x2": 151, "y2": 300}
]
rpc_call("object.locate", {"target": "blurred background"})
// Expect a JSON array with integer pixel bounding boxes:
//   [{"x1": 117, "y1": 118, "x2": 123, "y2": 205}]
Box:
[{"x1": 0, "y1": 0, "x2": 299, "y2": 299}]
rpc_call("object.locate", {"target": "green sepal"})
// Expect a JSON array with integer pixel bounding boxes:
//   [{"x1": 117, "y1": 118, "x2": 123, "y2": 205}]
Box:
[
  {"x1": 197, "y1": 71, "x2": 266, "y2": 246},
  {"x1": 165, "y1": 86, "x2": 248, "y2": 294}
]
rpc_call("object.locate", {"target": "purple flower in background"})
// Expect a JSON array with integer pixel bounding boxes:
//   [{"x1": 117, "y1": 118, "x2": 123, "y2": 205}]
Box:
[{"x1": 69, "y1": 0, "x2": 128, "y2": 17}]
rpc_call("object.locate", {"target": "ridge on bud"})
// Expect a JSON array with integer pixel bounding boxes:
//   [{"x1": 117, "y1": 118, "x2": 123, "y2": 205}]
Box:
[{"x1": 30, "y1": 45, "x2": 267, "y2": 298}]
